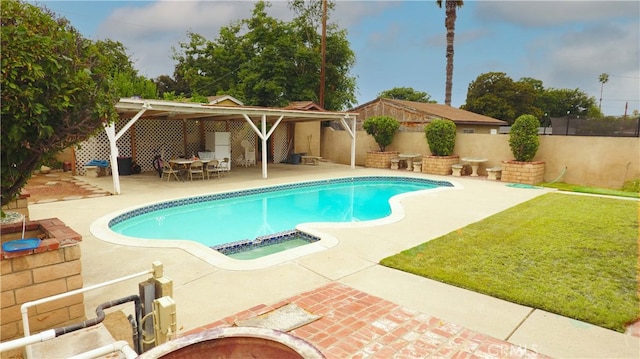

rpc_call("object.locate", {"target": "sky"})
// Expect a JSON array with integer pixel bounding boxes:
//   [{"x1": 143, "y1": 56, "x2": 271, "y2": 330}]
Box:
[{"x1": 36, "y1": 0, "x2": 640, "y2": 116}]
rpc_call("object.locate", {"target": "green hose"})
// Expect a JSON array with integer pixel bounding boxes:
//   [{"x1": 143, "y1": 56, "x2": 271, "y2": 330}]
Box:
[{"x1": 549, "y1": 166, "x2": 567, "y2": 184}]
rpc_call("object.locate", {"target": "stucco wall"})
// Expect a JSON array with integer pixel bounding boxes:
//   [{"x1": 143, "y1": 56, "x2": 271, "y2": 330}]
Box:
[
  {"x1": 294, "y1": 122, "x2": 321, "y2": 156},
  {"x1": 321, "y1": 128, "x2": 640, "y2": 189}
]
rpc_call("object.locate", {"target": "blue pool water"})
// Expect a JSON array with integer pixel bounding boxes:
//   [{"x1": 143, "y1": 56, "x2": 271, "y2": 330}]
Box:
[{"x1": 109, "y1": 176, "x2": 452, "y2": 247}]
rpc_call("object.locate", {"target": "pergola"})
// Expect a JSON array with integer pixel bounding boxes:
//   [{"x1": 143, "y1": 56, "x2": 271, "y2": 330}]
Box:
[{"x1": 106, "y1": 98, "x2": 358, "y2": 194}]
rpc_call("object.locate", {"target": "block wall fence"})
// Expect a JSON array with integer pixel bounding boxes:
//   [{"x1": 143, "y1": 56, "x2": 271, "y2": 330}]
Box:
[
  {"x1": 0, "y1": 218, "x2": 84, "y2": 342},
  {"x1": 320, "y1": 129, "x2": 640, "y2": 189}
]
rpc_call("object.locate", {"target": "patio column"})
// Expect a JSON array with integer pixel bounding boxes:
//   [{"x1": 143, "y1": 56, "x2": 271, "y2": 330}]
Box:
[
  {"x1": 105, "y1": 104, "x2": 149, "y2": 194},
  {"x1": 339, "y1": 115, "x2": 357, "y2": 169},
  {"x1": 243, "y1": 114, "x2": 284, "y2": 179}
]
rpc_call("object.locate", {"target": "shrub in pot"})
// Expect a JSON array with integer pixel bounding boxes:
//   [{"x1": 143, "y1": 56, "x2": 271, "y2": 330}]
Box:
[
  {"x1": 363, "y1": 116, "x2": 400, "y2": 169},
  {"x1": 425, "y1": 118, "x2": 456, "y2": 156},
  {"x1": 509, "y1": 114, "x2": 540, "y2": 161},
  {"x1": 363, "y1": 116, "x2": 400, "y2": 152},
  {"x1": 422, "y1": 118, "x2": 459, "y2": 175},
  {"x1": 502, "y1": 114, "x2": 545, "y2": 184}
]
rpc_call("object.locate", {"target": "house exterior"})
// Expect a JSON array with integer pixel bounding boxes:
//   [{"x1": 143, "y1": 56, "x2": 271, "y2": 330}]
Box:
[{"x1": 351, "y1": 98, "x2": 507, "y2": 134}]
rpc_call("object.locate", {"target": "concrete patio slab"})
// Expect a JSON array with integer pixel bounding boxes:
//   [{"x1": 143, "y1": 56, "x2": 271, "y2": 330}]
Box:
[
  {"x1": 19, "y1": 163, "x2": 636, "y2": 358},
  {"x1": 509, "y1": 309, "x2": 640, "y2": 358}
]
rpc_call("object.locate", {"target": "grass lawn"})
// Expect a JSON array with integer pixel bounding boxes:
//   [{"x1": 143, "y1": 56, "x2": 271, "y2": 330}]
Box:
[
  {"x1": 541, "y1": 182, "x2": 639, "y2": 199},
  {"x1": 380, "y1": 193, "x2": 639, "y2": 332}
]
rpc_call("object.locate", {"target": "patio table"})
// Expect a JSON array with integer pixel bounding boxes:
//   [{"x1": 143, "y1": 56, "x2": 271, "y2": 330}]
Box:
[
  {"x1": 398, "y1": 153, "x2": 422, "y2": 171},
  {"x1": 461, "y1": 157, "x2": 488, "y2": 177},
  {"x1": 169, "y1": 159, "x2": 213, "y2": 179}
]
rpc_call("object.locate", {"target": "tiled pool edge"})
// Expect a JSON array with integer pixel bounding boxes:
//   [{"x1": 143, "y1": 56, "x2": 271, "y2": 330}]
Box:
[
  {"x1": 212, "y1": 229, "x2": 320, "y2": 256},
  {"x1": 90, "y1": 175, "x2": 458, "y2": 270},
  {"x1": 107, "y1": 176, "x2": 454, "y2": 227}
]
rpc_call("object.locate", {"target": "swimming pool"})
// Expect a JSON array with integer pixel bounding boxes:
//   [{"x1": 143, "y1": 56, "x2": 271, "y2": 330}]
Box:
[
  {"x1": 109, "y1": 176, "x2": 452, "y2": 245},
  {"x1": 90, "y1": 174, "x2": 460, "y2": 270}
]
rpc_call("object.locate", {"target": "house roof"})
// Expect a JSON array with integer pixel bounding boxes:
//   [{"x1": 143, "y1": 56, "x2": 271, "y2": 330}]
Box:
[
  {"x1": 284, "y1": 101, "x2": 325, "y2": 111},
  {"x1": 352, "y1": 98, "x2": 507, "y2": 126},
  {"x1": 207, "y1": 95, "x2": 244, "y2": 106}
]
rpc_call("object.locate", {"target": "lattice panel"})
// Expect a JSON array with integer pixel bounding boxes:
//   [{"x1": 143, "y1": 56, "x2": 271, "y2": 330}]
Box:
[
  {"x1": 74, "y1": 121, "x2": 130, "y2": 175},
  {"x1": 204, "y1": 121, "x2": 227, "y2": 134},
  {"x1": 135, "y1": 120, "x2": 183, "y2": 172},
  {"x1": 184, "y1": 120, "x2": 200, "y2": 159},
  {"x1": 273, "y1": 124, "x2": 289, "y2": 163},
  {"x1": 229, "y1": 121, "x2": 256, "y2": 164},
  {"x1": 74, "y1": 118, "x2": 292, "y2": 174}
]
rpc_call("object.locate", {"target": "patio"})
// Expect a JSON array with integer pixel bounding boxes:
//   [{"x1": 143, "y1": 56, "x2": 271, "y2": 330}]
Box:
[{"x1": 25, "y1": 163, "x2": 639, "y2": 358}]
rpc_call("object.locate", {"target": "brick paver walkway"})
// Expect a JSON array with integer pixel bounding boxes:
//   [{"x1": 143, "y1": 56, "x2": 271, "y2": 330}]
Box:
[{"x1": 186, "y1": 283, "x2": 550, "y2": 358}]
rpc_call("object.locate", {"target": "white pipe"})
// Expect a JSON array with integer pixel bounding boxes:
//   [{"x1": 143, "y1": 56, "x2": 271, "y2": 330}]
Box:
[
  {"x1": 67, "y1": 340, "x2": 137, "y2": 359},
  {"x1": 21, "y1": 268, "x2": 154, "y2": 337},
  {"x1": 0, "y1": 330, "x2": 55, "y2": 353}
]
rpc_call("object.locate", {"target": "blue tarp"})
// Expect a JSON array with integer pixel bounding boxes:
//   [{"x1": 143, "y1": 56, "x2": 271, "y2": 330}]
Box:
[{"x1": 86, "y1": 160, "x2": 109, "y2": 168}]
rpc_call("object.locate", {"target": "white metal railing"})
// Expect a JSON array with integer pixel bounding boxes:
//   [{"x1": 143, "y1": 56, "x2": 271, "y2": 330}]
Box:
[{"x1": 1, "y1": 261, "x2": 164, "y2": 357}]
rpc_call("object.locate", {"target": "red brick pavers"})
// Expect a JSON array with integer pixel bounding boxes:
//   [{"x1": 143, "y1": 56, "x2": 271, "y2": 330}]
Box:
[{"x1": 186, "y1": 282, "x2": 550, "y2": 358}]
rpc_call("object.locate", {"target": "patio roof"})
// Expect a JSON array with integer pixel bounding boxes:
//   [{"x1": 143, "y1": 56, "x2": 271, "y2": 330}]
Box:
[
  {"x1": 105, "y1": 98, "x2": 359, "y2": 194},
  {"x1": 115, "y1": 98, "x2": 356, "y2": 123}
]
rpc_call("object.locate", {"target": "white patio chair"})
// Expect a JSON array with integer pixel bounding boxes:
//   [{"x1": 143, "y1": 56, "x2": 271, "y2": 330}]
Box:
[
  {"x1": 244, "y1": 149, "x2": 256, "y2": 167},
  {"x1": 161, "y1": 162, "x2": 180, "y2": 182},
  {"x1": 205, "y1": 159, "x2": 220, "y2": 179},
  {"x1": 217, "y1": 158, "x2": 230, "y2": 177},
  {"x1": 189, "y1": 160, "x2": 205, "y2": 181},
  {"x1": 234, "y1": 155, "x2": 245, "y2": 167}
]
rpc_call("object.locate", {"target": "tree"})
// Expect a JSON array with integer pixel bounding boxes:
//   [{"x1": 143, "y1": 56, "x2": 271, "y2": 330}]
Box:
[
  {"x1": 173, "y1": 1, "x2": 356, "y2": 110},
  {"x1": 378, "y1": 87, "x2": 437, "y2": 103},
  {"x1": 538, "y1": 88, "x2": 598, "y2": 118},
  {"x1": 598, "y1": 73, "x2": 609, "y2": 110},
  {"x1": 154, "y1": 73, "x2": 191, "y2": 98},
  {"x1": 462, "y1": 72, "x2": 597, "y2": 124},
  {"x1": 462, "y1": 72, "x2": 518, "y2": 123},
  {"x1": 1, "y1": 0, "x2": 119, "y2": 206},
  {"x1": 362, "y1": 116, "x2": 400, "y2": 152},
  {"x1": 437, "y1": 0, "x2": 464, "y2": 106}
]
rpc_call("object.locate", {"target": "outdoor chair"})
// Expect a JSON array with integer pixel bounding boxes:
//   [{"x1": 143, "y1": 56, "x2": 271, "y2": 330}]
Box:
[
  {"x1": 205, "y1": 159, "x2": 220, "y2": 179},
  {"x1": 234, "y1": 155, "x2": 245, "y2": 167},
  {"x1": 189, "y1": 160, "x2": 205, "y2": 181},
  {"x1": 244, "y1": 149, "x2": 256, "y2": 167},
  {"x1": 218, "y1": 158, "x2": 230, "y2": 177},
  {"x1": 161, "y1": 162, "x2": 180, "y2": 182}
]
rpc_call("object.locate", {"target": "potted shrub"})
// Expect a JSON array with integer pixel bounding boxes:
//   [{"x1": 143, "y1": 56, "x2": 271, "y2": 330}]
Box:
[
  {"x1": 502, "y1": 114, "x2": 545, "y2": 184},
  {"x1": 363, "y1": 116, "x2": 400, "y2": 168},
  {"x1": 422, "y1": 118, "x2": 459, "y2": 175}
]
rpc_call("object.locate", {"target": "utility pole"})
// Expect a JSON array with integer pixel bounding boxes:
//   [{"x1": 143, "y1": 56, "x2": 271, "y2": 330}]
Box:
[{"x1": 319, "y1": 0, "x2": 327, "y2": 108}]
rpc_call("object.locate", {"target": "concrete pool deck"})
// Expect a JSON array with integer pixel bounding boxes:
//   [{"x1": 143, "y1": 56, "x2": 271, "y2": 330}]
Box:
[{"x1": 26, "y1": 163, "x2": 639, "y2": 358}]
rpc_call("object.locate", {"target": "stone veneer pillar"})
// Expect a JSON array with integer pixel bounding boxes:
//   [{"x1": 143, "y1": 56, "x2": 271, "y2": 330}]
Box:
[{"x1": 1, "y1": 218, "x2": 84, "y2": 341}]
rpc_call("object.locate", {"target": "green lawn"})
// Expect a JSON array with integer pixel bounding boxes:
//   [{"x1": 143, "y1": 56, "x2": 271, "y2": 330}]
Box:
[
  {"x1": 541, "y1": 182, "x2": 639, "y2": 199},
  {"x1": 380, "y1": 193, "x2": 639, "y2": 332}
]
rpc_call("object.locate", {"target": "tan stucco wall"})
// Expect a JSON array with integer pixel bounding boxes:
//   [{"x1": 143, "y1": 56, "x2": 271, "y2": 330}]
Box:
[
  {"x1": 294, "y1": 122, "x2": 321, "y2": 156},
  {"x1": 321, "y1": 128, "x2": 640, "y2": 189}
]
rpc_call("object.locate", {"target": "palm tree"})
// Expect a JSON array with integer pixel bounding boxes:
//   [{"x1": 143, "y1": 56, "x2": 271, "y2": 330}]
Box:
[
  {"x1": 598, "y1": 73, "x2": 609, "y2": 110},
  {"x1": 437, "y1": 0, "x2": 464, "y2": 106}
]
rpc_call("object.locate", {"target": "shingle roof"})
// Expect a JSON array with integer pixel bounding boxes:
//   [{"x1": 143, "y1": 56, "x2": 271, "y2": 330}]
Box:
[
  {"x1": 283, "y1": 101, "x2": 326, "y2": 111},
  {"x1": 352, "y1": 98, "x2": 507, "y2": 125}
]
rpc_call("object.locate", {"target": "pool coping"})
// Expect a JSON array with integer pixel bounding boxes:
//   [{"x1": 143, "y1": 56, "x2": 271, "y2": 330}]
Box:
[{"x1": 89, "y1": 175, "x2": 460, "y2": 270}]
